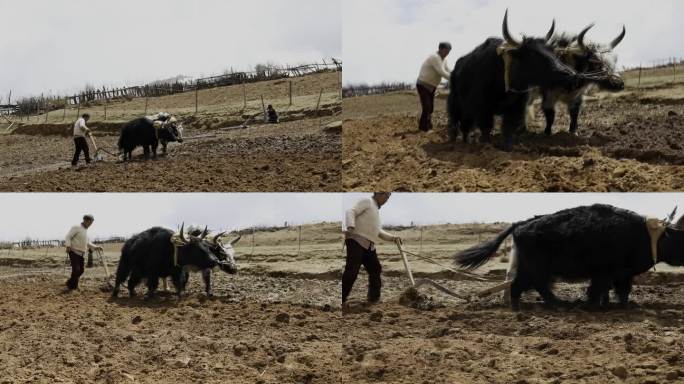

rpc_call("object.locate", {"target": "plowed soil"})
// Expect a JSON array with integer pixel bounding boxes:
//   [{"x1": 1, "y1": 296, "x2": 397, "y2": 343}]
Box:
[
  {"x1": 343, "y1": 85, "x2": 684, "y2": 192},
  {"x1": 0, "y1": 117, "x2": 340, "y2": 192}
]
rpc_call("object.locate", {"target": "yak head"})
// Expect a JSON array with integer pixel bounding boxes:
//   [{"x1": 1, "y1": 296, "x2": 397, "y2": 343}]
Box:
[
  {"x1": 188, "y1": 227, "x2": 239, "y2": 274},
  {"x1": 499, "y1": 10, "x2": 584, "y2": 92},
  {"x1": 156, "y1": 117, "x2": 184, "y2": 144},
  {"x1": 175, "y1": 223, "x2": 221, "y2": 270},
  {"x1": 658, "y1": 208, "x2": 684, "y2": 266},
  {"x1": 552, "y1": 24, "x2": 626, "y2": 91}
]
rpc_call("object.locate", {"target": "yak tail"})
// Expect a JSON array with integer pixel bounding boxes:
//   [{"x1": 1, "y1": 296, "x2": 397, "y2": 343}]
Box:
[
  {"x1": 455, "y1": 224, "x2": 518, "y2": 271},
  {"x1": 446, "y1": 88, "x2": 460, "y2": 141}
]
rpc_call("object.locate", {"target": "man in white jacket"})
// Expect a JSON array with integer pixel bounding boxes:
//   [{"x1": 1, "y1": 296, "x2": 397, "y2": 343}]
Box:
[
  {"x1": 64, "y1": 214, "x2": 102, "y2": 290},
  {"x1": 416, "y1": 42, "x2": 452, "y2": 132},
  {"x1": 342, "y1": 193, "x2": 402, "y2": 305}
]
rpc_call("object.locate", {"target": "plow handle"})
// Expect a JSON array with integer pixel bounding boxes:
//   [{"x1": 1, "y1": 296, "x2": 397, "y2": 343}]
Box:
[{"x1": 396, "y1": 241, "x2": 415, "y2": 287}]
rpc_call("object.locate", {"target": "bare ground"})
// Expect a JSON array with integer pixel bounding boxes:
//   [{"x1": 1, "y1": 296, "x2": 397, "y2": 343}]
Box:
[
  {"x1": 0, "y1": 116, "x2": 340, "y2": 192},
  {"x1": 342, "y1": 83, "x2": 684, "y2": 192}
]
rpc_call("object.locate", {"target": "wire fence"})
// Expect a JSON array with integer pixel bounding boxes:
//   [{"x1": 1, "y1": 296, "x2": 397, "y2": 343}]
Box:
[{"x1": 5, "y1": 59, "x2": 342, "y2": 124}]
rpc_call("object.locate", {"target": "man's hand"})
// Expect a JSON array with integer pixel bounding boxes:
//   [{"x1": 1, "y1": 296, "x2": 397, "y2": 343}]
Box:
[
  {"x1": 393, "y1": 236, "x2": 403, "y2": 245},
  {"x1": 66, "y1": 246, "x2": 72, "y2": 254},
  {"x1": 93, "y1": 246, "x2": 103, "y2": 252}
]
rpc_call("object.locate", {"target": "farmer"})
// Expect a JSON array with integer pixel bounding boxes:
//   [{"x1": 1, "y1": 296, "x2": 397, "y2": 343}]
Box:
[
  {"x1": 64, "y1": 214, "x2": 102, "y2": 290},
  {"x1": 72, "y1": 113, "x2": 92, "y2": 167},
  {"x1": 266, "y1": 104, "x2": 279, "y2": 124},
  {"x1": 416, "y1": 42, "x2": 452, "y2": 132},
  {"x1": 342, "y1": 192, "x2": 402, "y2": 305}
]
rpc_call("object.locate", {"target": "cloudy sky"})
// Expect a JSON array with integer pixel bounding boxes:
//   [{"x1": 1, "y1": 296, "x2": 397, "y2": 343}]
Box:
[
  {"x1": 0, "y1": 0, "x2": 341, "y2": 101},
  {"x1": 343, "y1": 0, "x2": 684, "y2": 85},
  {"x1": 343, "y1": 193, "x2": 684, "y2": 227},
  {"x1": 0, "y1": 193, "x2": 341, "y2": 241}
]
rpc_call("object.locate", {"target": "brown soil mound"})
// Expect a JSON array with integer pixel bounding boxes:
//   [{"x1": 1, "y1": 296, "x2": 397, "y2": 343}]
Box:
[{"x1": 343, "y1": 88, "x2": 684, "y2": 192}]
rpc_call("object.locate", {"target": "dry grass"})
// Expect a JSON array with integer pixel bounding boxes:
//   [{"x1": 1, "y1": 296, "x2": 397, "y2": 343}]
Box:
[{"x1": 19, "y1": 71, "x2": 341, "y2": 124}]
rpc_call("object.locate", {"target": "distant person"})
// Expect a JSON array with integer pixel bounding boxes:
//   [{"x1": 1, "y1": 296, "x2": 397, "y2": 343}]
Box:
[
  {"x1": 266, "y1": 104, "x2": 279, "y2": 124},
  {"x1": 72, "y1": 113, "x2": 92, "y2": 167},
  {"x1": 342, "y1": 192, "x2": 402, "y2": 306},
  {"x1": 416, "y1": 42, "x2": 452, "y2": 132},
  {"x1": 64, "y1": 214, "x2": 102, "y2": 290}
]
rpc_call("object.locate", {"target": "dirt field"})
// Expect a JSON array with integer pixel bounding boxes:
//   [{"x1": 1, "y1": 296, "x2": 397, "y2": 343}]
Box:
[
  {"x1": 2, "y1": 223, "x2": 684, "y2": 383},
  {"x1": 0, "y1": 72, "x2": 341, "y2": 192},
  {"x1": 342, "y1": 73, "x2": 684, "y2": 192}
]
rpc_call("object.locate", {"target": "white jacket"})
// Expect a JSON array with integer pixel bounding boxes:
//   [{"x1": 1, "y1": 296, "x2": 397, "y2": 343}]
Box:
[
  {"x1": 417, "y1": 53, "x2": 451, "y2": 88},
  {"x1": 65, "y1": 224, "x2": 95, "y2": 255},
  {"x1": 345, "y1": 197, "x2": 395, "y2": 244}
]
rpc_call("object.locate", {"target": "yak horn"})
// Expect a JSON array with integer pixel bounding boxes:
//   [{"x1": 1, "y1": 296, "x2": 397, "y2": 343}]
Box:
[
  {"x1": 230, "y1": 235, "x2": 242, "y2": 246},
  {"x1": 213, "y1": 231, "x2": 227, "y2": 246},
  {"x1": 200, "y1": 226, "x2": 209, "y2": 240},
  {"x1": 502, "y1": 9, "x2": 521, "y2": 47},
  {"x1": 610, "y1": 25, "x2": 626, "y2": 49},
  {"x1": 666, "y1": 206, "x2": 678, "y2": 224},
  {"x1": 545, "y1": 19, "x2": 556, "y2": 42},
  {"x1": 179, "y1": 222, "x2": 187, "y2": 243},
  {"x1": 577, "y1": 23, "x2": 595, "y2": 50}
]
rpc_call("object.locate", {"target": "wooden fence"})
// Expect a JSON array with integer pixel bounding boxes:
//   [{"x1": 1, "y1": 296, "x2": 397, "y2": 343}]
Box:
[
  {"x1": 10, "y1": 59, "x2": 342, "y2": 119},
  {"x1": 343, "y1": 82, "x2": 414, "y2": 98}
]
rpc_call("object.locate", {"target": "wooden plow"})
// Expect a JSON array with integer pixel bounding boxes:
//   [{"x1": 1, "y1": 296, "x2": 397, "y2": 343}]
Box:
[{"x1": 395, "y1": 241, "x2": 511, "y2": 302}]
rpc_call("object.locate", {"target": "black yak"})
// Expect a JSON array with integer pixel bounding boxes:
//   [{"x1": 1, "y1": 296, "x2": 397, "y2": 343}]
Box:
[
  {"x1": 118, "y1": 116, "x2": 184, "y2": 161},
  {"x1": 112, "y1": 223, "x2": 227, "y2": 299},
  {"x1": 175, "y1": 227, "x2": 240, "y2": 296},
  {"x1": 530, "y1": 24, "x2": 626, "y2": 135},
  {"x1": 447, "y1": 10, "x2": 590, "y2": 150},
  {"x1": 455, "y1": 204, "x2": 684, "y2": 311}
]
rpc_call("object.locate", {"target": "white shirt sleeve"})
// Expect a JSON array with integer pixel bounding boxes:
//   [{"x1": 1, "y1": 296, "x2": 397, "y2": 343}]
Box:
[
  {"x1": 345, "y1": 198, "x2": 370, "y2": 230},
  {"x1": 431, "y1": 56, "x2": 451, "y2": 80},
  {"x1": 64, "y1": 226, "x2": 77, "y2": 247},
  {"x1": 378, "y1": 228, "x2": 395, "y2": 242}
]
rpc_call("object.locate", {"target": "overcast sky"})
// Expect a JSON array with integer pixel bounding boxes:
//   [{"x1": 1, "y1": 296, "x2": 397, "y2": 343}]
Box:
[
  {"x1": 343, "y1": 0, "x2": 684, "y2": 85},
  {"x1": 343, "y1": 193, "x2": 684, "y2": 227},
  {"x1": 0, "y1": 0, "x2": 341, "y2": 101},
  {"x1": 0, "y1": 193, "x2": 341, "y2": 242}
]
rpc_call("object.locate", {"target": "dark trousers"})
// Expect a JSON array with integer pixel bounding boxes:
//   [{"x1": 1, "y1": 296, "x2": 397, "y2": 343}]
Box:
[
  {"x1": 72, "y1": 137, "x2": 91, "y2": 166},
  {"x1": 66, "y1": 252, "x2": 85, "y2": 289},
  {"x1": 341, "y1": 239, "x2": 382, "y2": 303},
  {"x1": 417, "y1": 83, "x2": 436, "y2": 132}
]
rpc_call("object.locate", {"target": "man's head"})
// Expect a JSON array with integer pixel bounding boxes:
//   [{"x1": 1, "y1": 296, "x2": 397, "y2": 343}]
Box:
[
  {"x1": 82, "y1": 214, "x2": 94, "y2": 228},
  {"x1": 438, "y1": 42, "x2": 452, "y2": 58},
  {"x1": 373, "y1": 192, "x2": 392, "y2": 208},
  {"x1": 82, "y1": 113, "x2": 90, "y2": 122}
]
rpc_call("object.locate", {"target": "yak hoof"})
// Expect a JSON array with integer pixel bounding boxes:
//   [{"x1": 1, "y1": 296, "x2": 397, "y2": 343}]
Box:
[{"x1": 544, "y1": 128, "x2": 552, "y2": 135}]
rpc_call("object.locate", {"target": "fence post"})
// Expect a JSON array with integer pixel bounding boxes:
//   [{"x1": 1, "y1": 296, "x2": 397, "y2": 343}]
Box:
[
  {"x1": 289, "y1": 80, "x2": 293, "y2": 106},
  {"x1": 637, "y1": 65, "x2": 642, "y2": 91},
  {"x1": 76, "y1": 101, "x2": 80, "y2": 120},
  {"x1": 419, "y1": 226, "x2": 423, "y2": 256},
  {"x1": 251, "y1": 226, "x2": 255, "y2": 255},
  {"x1": 260, "y1": 95, "x2": 266, "y2": 121},
  {"x1": 674, "y1": 59, "x2": 677, "y2": 83},
  {"x1": 195, "y1": 81, "x2": 199, "y2": 115},
  {"x1": 44, "y1": 98, "x2": 49, "y2": 123},
  {"x1": 104, "y1": 88, "x2": 108, "y2": 121},
  {"x1": 297, "y1": 225, "x2": 302, "y2": 257},
  {"x1": 314, "y1": 88, "x2": 324, "y2": 117},
  {"x1": 242, "y1": 80, "x2": 247, "y2": 110},
  {"x1": 144, "y1": 96, "x2": 149, "y2": 116},
  {"x1": 63, "y1": 98, "x2": 67, "y2": 121}
]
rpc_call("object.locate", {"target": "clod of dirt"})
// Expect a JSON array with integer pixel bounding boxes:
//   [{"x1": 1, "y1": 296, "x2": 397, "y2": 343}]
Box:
[
  {"x1": 399, "y1": 287, "x2": 437, "y2": 310},
  {"x1": 275, "y1": 313, "x2": 290, "y2": 324},
  {"x1": 369, "y1": 311, "x2": 383, "y2": 322},
  {"x1": 131, "y1": 315, "x2": 142, "y2": 324},
  {"x1": 611, "y1": 366, "x2": 628, "y2": 380}
]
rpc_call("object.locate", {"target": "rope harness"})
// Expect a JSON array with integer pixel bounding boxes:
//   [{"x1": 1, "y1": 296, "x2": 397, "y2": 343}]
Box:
[
  {"x1": 496, "y1": 43, "x2": 534, "y2": 93},
  {"x1": 170, "y1": 233, "x2": 187, "y2": 267},
  {"x1": 645, "y1": 217, "x2": 667, "y2": 270}
]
